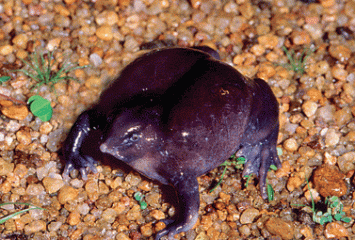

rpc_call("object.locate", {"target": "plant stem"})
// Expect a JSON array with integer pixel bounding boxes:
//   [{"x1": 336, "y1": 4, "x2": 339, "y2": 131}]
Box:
[{"x1": 0, "y1": 93, "x2": 27, "y2": 105}]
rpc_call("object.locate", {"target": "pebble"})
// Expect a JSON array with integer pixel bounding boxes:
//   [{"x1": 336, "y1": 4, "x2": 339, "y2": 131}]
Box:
[
  {"x1": 324, "y1": 128, "x2": 340, "y2": 147},
  {"x1": 283, "y1": 138, "x2": 299, "y2": 152},
  {"x1": 328, "y1": 45, "x2": 351, "y2": 62},
  {"x1": 302, "y1": 100, "x2": 318, "y2": 118},
  {"x1": 324, "y1": 222, "x2": 349, "y2": 238},
  {"x1": 258, "y1": 33, "x2": 278, "y2": 49},
  {"x1": 1, "y1": 104, "x2": 29, "y2": 120},
  {"x1": 239, "y1": 208, "x2": 259, "y2": 224},
  {"x1": 265, "y1": 217, "x2": 295, "y2": 240},
  {"x1": 24, "y1": 220, "x2": 46, "y2": 234},
  {"x1": 16, "y1": 129, "x2": 31, "y2": 145},
  {"x1": 0, "y1": 158, "x2": 14, "y2": 176},
  {"x1": 42, "y1": 175, "x2": 64, "y2": 194},
  {"x1": 12, "y1": 34, "x2": 28, "y2": 49},
  {"x1": 313, "y1": 164, "x2": 347, "y2": 197},
  {"x1": 96, "y1": 25, "x2": 113, "y2": 41},
  {"x1": 291, "y1": 30, "x2": 311, "y2": 45},
  {"x1": 0, "y1": 45, "x2": 14, "y2": 55},
  {"x1": 338, "y1": 151, "x2": 355, "y2": 173},
  {"x1": 58, "y1": 185, "x2": 79, "y2": 204},
  {"x1": 67, "y1": 211, "x2": 81, "y2": 225}
]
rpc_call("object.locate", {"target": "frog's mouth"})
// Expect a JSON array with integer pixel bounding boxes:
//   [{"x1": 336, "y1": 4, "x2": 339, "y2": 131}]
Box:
[{"x1": 100, "y1": 143, "x2": 125, "y2": 160}]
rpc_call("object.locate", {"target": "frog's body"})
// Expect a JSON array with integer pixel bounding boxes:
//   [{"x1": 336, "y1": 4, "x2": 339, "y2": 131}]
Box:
[{"x1": 63, "y1": 47, "x2": 281, "y2": 240}]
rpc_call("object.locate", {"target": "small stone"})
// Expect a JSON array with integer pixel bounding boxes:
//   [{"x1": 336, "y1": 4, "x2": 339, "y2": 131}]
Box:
[
  {"x1": 1, "y1": 104, "x2": 29, "y2": 120},
  {"x1": 89, "y1": 53, "x2": 103, "y2": 67},
  {"x1": 314, "y1": 61, "x2": 330, "y2": 75},
  {"x1": 331, "y1": 66, "x2": 348, "y2": 81},
  {"x1": 24, "y1": 220, "x2": 46, "y2": 234},
  {"x1": 338, "y1": 152, "x2": 355, "y2": 173},
  {"x1": 26, "y1": 184, "x2": 45, "y2": 195},
  {"x1": 96, "y1": 25, "x2": 113, "y2": 41},
  {"x1": 85, "y1": 179, "x2": 99, "y2": 201},
  {"x1": 291, "y1": 30, "x2": 311, "y2": 45},
  {"x1": 16, "y1": 129, "x2": 32, "y2": 145},
  {"x1": 325, "y1": 222, "x2": 349, "y2": 238},
  {"x1": 313, "y1": 165, "x2": 347, "y2": 197},
  {"x1": 64, "y1": 0, "x2": 75, "y2": 4},
  {"x1": 258, "y1": 34, "x2": 278, "y2": 49},
  {"x1": 329, "y1": 45, "x2": 351, "y2": 63},
  {"x1": 42, "y1": 175, "x2": 64, "y2": 194},
  {"x1": 320, "y1": 0, "x2": 335, "y2": 8},
  {"x1": 58, "y1": 185, "x2": 79, "y2": 204},
  {"x1": 145, "y1": 192, "x2": 161, "y2": 208},
  {"x1": 265, "y1": 218, "x2": 295, "y2": 240},
  {"x1": 334, "y1": 108, "x2": 352, "y2": 126},
  {"x1": 141, "y1": 222, "x2": 153, "y2": 237},
  {"x1": 302, "y1": 100, "x2": 318, "y2": 117},
  {"x1": 0, "y1": 45, "x2": 14, "y2": 55},
  {"x1": 67, "y1": 211, "x2": 81, "y2": 225},
  {"x1": 239, "y1": 3, "x2": 254, "y2": 19},
  {"x1": 102, "y1": 208, "x2": 118, "y2": 223},
  {"x1": 12, "y1": 34, "x2": 28, "y2": 49},
  {"x1": 283, "y1": 138, "x2": 299, "y2": 152},
  {"x1": 126, "y1": 205, "x2": 143, "y2": 221},
  {"x1": 307, "y1": 88, "x2": 323, "y2": 102},
  {"x1": 48, "y1": 222, "x2": 62, "y2": 232},
  {"x1": 0, "y1": 158, "x2": 14, "y2": 176},
  {"x1": 317, "y1": 105, "x2": 335, "y2": 122},
  {"x1": 39, "y1": 122, "x2": 53, "y2": 135},
  {"x1": 324, "y1": 128, "x2": 340, "y2": 147},
  {"x1": 47, "y1": 38, "x2": 61, "y2": 51},
  {"x1": 257, "y1": 63, "x2": 276, "y2": 80},
  {"x1": 240, "y1": 208, "x2": 259, "y2": 224},
  {"x1": 150, "y1": 210, "x2": 165, "y2": 220},
  {"x1": 287, "y1": 171, "x2": 305, "y2": 192}
]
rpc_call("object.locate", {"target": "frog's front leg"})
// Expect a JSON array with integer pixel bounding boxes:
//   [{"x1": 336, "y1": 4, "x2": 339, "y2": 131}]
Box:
[
  {"x1": 155, "y1": 175, "x2": 200, "y2": 240},
  {"x1": 63, "y1": 110, "x2": 100, "y2": 179}
]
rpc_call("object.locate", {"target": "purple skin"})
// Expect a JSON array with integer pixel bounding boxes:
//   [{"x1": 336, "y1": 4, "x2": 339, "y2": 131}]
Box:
[{"x1": 63, "y1": 47, "x2": 281, "y2": 240}]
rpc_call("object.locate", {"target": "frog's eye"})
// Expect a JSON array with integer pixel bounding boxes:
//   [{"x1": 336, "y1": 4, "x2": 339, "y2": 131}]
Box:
[{"x1": 130, "y1": 133, "x2": 140, "y2": 142}]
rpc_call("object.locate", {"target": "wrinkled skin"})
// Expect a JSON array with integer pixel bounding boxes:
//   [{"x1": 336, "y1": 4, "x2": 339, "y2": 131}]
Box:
[{"x1": 63, "y1": 47, "x2": 281, "y2": 240}]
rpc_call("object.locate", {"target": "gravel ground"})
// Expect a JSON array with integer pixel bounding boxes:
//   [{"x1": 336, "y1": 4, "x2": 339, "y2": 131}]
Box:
[{"x1": 0, "y1": 0, "x2": 355, "y2": 239}]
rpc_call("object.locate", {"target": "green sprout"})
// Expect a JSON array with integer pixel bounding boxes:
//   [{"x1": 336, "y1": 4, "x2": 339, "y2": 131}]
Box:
[
  {"x1": 14, "y1": 51, "x2": 89, "y2": 90},
  {"x1": 210, "y1": 153, "x2": 278, "y2": 201},
  {"x1": 210, "y1": 156, "x2": 246, "y2": 193},
  {"x1": 134, "y1": 192, "x2": 148, "y2": 210},
  {"x1": 282, "y1": 46, "x2": 315, "y2": 75},
  {"x1": 28, "y1": 95, "x2": 53, "y2": 122},
  {"x1": 0, "y1": 202, "x2": 47, "y2": 223},
  {"x1": 292, "y1": 178, "x2": 352, "y2": 225},
  {"x1": 0, "y1": 76, "x2": 11, "y2": 84}
]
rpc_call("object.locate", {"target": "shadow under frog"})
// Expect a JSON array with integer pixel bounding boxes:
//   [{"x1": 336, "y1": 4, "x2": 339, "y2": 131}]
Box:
[{"x1": 63, "y1": 47, "x2": 281, "y2": 240}]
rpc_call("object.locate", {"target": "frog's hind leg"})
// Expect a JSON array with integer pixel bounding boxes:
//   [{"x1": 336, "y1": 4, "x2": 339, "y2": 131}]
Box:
[{"x1": 240, "y1": 124, "x2": 281, "y2": 199}]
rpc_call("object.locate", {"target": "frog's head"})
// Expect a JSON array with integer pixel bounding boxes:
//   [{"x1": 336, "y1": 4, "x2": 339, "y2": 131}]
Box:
[{"x1": 100, "y1": 108, "x2": 163, "y2": 163}]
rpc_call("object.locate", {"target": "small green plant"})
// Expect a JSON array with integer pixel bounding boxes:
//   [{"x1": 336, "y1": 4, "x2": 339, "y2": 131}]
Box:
[
  {"x1": 0, "y1": 202, "x2": 47, "y2": 223},
  {"x1": 134, "y1": 192, "x2": 147, "y2": 210},
  {"x1": 293, "y1": 178, "x2": 352, "y2": 225},
  {"x1": 210, "y1": 155, "x2": 277, "y2": 201},
  {"x1": 210, "y1": 156, "x2": 246, "y2": 193},
  {"x1": 28, "y1": 95, "x2": 53, "y2": 122},
  {"x1": 15, "y1": 51, "x2": 89, "y2": 90},
  {"x1": 0, "y1": 76, "x2": 11, "y2": 84},
  {"x1": 282, "y1": 46, "x2": 315, "y2": 75}
]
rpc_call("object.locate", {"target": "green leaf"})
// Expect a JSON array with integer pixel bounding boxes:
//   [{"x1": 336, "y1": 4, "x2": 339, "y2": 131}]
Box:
[
  {"x1": 267, "y1": 183, "x2": 274, "y2": 201},
  {"x1": 341, "y1": 217, "x2": 351, "y2": 223},
  {"x1": 0, "y1": 76, "x2": 11, "y2": 83},
  {"x1": 334, "y1": 213, "x2": 342, "y2": 221},
  {"x1": 269, "y1": 164, "x2": 278, "y2": 171},
  {"x1": 134, "y1": 192, "x2": 143, "y2": 201},
  {"x1": 139, "y1": 201, "x2": 147, "y2": 210},
  {"x1": 28, "y1": 96, "x2": 53, "y2": 122}
]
